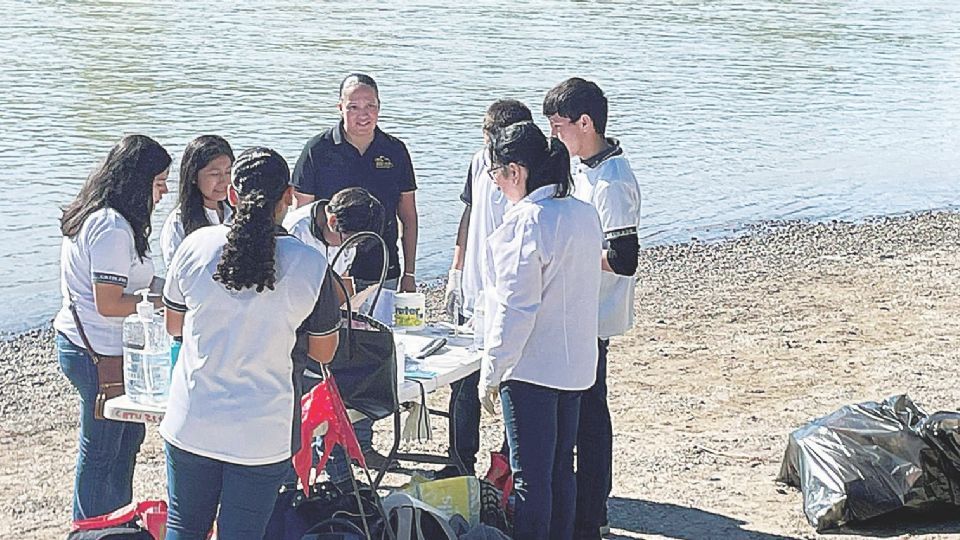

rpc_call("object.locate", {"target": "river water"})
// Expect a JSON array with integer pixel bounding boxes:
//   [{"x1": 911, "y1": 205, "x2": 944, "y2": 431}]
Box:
[{"x1": 1, "y1": 1, "x2": 959, "y2": 334}]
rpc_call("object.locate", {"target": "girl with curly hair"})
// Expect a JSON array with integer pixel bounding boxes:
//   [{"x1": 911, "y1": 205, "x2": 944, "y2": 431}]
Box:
[
  {"x1": 53, "y1": 134, "x2": 172, "y2": 520},
  {"x1": 159, "y1": 135, "x2": 235, "y2": 266},
  {"x1": 161, "y1": 147, "x2": 341, "y2": 539}
]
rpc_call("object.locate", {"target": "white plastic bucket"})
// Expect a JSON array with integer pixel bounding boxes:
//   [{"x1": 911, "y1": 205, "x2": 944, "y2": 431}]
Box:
[{"x1": 394, "y1": 292, "x2": 426, "y2": 331}]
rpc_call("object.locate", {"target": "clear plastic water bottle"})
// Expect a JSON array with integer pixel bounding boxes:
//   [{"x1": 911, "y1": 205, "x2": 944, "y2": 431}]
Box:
[
  {"x1": 471, "y1": 290, "x2": 485, "y2": 353},
  {"x1": 123, "y1": 290, "x2": 171, "y2": 406}
]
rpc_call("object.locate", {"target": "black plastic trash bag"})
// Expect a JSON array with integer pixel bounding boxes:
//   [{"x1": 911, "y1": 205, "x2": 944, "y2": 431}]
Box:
[{"x1": 777, "y1": 394, "x2": 960, "y2": 531}]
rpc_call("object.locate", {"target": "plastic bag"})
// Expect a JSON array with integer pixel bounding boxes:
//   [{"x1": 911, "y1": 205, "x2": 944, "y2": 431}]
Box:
[
  {"x1": 778, "y1": 394, "x2": 960, "y2": 530},
  {"x1": 403, "y1": 474, "x2": 481, "y2": 527}
]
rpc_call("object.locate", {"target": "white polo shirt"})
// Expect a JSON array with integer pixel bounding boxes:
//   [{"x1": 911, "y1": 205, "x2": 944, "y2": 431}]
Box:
[
  {"x1": 480, "y1": 185, "x2": 603, "y2": 391},
  {"x1": 53, "y1": 208, "x2": 155, "y2": 355},
  {"x1": 159, "y1": 204, "x2": 233, "y2": 267},
  {"x1": 160, "y1": 225, "x2": 340, "y2": 465},
  {"x1": 460, "y1": 148, "x2": 509, "y2": 316},
  {"x1": 573, "y1": 142, "x2": 642, "y2": 339},
  {"x1": 283, "y1": 200, "x2": 354, "y2": 276}
]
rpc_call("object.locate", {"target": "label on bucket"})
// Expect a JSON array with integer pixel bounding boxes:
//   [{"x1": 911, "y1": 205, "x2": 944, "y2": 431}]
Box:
[{"x1": 394, "y1": 292, "x2": 425, "y2": 329}]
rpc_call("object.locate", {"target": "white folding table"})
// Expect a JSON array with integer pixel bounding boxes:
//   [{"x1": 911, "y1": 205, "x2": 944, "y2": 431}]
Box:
[{"x1": 104, "y1": 324, "x2": 481, "y2": 486}]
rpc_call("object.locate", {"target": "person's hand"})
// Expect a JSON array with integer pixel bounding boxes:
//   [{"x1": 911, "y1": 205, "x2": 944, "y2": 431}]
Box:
[
  {"x1": 480, "y1": 385, "x2": 499, "y2": 415},
  {"x1": 444, "y1": 269, "x2": 462, "y2": 319},
  {"x1": 399, "y1": 274, "x2": 417, "y2": 293}
]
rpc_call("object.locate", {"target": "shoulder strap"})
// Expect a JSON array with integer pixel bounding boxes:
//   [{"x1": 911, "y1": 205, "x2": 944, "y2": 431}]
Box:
[{"x1": 68, "y1": 299, "x2": 104, "y2": 363}]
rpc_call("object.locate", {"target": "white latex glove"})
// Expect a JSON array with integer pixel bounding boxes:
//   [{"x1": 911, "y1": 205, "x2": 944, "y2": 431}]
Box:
[
  {"x1": 480, "y1": 385, "x2": 499, "y2": 416},
  {"x1": 444, "y1": 269, "x2": 463, "y2": 319}
]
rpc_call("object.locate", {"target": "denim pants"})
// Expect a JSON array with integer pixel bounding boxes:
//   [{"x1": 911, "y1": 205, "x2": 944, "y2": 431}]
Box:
[
  {"x1": 57, "y1": 333, "x2": 145, "y2": 521},
  {"x1": 448, "y1": 370, "x2": 481, "y2": 475},
  {"x1": 574, "y1": 339, "x2": 612, "y2": 538},
  {"x1": 501, "y1": 380, "x2": 581, "y2": 540},
  {"x1": 164, "y1": 443, "x2": 288, "y2": 540}
]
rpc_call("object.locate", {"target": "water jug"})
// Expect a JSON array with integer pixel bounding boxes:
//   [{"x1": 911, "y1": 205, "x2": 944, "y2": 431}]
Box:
[{"x1": 122, "y1": 290, "x2": 171, "y2": 406}]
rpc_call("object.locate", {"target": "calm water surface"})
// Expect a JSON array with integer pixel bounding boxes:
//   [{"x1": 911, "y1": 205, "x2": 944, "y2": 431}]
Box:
[{"x1": 1, "y1": 1, "x2": 959, "y2": 334}]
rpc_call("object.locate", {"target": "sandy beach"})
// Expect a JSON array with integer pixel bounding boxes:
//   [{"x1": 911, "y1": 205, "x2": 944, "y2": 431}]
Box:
[{"x1": 2, "y1": 210, "x2": 959, "y2": 539}]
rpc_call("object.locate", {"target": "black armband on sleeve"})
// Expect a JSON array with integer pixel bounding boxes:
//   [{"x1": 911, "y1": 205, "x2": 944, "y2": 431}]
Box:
[{"x1": 606, "y1": 231, "x2": 639, "y2": 276}]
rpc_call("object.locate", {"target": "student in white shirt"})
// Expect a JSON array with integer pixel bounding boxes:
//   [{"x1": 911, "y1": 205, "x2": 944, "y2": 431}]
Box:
[
  {"x1": 544, "y1": 77, "x2": 642, "y2": 540},
  {"x1": 53, "y1": 134, "x2": 171, "y2": 520},
  {"x1": 159, "y1": 135, "x2": 235, "y2": 267},
  {"x1": 480, "y1": 121, "x2": 603, "y2": 540},
  {"x1": 285, "y1": 187, "x2": 387, "y2": 488},
  {"x1": 283, "y1": 186, "x2": 385, "y2": 277},
  {"x1": 161, "y1": 148, "x2": 341, "y2": 540},
  {"x1": 439, "y1": 99, "x2": 533, "y2": 479}
]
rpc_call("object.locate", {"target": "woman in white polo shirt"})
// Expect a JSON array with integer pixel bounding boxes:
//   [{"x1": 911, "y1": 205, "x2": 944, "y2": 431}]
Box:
[
  {"x1": 159, "y1": 135, "x2": 235, "y2": 266},
  {"x1": 161, "y1": 148, "x2": 341, "y2": 540},
  {"x1": 53, "y1": 134, "x2": 172, "y2": 520},
  {"x1": 480, "y1": 121, "x2": 603, "y2": 540},
  {"x1": 283, "y1": 186, "x2": 385, "y2": 276}
]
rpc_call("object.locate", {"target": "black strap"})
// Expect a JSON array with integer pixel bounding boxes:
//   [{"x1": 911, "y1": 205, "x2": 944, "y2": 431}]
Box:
[{"x1": 67, "y1": 298, "x2": 105, "y2": 364}]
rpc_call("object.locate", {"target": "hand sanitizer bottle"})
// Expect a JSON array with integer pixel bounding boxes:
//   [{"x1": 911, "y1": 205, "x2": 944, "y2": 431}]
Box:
[{"x1": 122, "y1": 290, "x2": 172, "y2": 406}]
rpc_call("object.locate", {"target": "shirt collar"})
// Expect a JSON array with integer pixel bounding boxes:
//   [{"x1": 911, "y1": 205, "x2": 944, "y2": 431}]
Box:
[
  {"x1": 580, "y1": 137, "x2": 622, "y2": 169},
  {"x1": 332, "y1": 121, "x2": 382, "y2": 148}
]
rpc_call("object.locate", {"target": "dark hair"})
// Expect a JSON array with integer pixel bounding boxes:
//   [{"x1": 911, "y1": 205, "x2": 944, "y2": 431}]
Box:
[
  {"x1": 339, "y1": 73, "x2": 379, "y2": 100},
  {"x1": 328, "y1": 187, "x2": 385, "y2": 236},
  {"x1": 213, "y1": 147, "x2": 290, "y2": 292},
  {"x1": 542, "y1": 77, "x2": 608, "y2": 135},
  {"x1": 489, "y1": 121, "x2": 572, "y2": 198},
  {"x1": 60, "y1": 134, "x2": 171, "y2": 260},
  {"x1": 177, "y1": 135, "x2": 235, "y2": 237},
  {"x1": 482, "y1": 99, "x2": 533, "y2": 136}
]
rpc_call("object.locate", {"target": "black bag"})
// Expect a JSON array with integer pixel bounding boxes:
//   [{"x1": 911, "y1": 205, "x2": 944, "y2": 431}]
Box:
[
  {"x1": 324, "y1": 232, "x2": 398, "y2": 422},
  {"x1": 778, "y1": 394, "x2": 960, "y2": 531},
  {"x1": 66, "y1": 523, "x2": 152, "y2": 540}
]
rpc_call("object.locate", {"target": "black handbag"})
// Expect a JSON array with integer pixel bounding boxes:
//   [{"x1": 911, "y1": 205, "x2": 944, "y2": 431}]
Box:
[{"x1": 322, "y1": 232, "x2": 398, "y2": 422}]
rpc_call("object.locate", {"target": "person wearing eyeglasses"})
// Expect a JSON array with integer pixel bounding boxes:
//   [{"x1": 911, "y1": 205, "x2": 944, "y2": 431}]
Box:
[{"x1": 480, "y1": 121, "x2": 602, "y2": 540}]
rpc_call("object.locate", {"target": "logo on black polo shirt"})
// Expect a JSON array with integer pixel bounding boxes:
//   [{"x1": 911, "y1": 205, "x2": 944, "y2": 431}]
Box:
[{"x1": 374, "y1": 155, "x2": 394, "y2": 169}]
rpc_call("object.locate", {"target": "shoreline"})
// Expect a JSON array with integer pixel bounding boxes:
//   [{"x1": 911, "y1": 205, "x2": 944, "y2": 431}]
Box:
[
  {"x1": 5, "y1": 206, "x2": 959, "y2": 341},
  {"x1": 3, "y1": 209, "x2": 960, "y2": 538}
]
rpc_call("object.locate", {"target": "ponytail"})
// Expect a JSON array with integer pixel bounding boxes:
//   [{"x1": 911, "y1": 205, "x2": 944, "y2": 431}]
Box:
[
  {"x1": 213, "y1": 148, "x2": 290, "y2": 292},
  {"x1": 489, "y1": 121, "x2": 572, "y2": 199}
]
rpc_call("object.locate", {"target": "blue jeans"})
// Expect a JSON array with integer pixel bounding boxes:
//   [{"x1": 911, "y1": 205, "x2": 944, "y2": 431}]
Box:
[
  {"x1": 164, "y1": 443, "x2": 288, "y2": 540},
  {"x1": 501, "y1": 380, "x2": 581, "y2": 540},
  {"x1": 574, "y1": 339, "x2": 612, "y2": 538},
  {"x1": 57, "y1": 333, "x2": 145, "y2": 521},
  {"x1": 448, "y1": 370, "x2": 481, "y2": 475}
]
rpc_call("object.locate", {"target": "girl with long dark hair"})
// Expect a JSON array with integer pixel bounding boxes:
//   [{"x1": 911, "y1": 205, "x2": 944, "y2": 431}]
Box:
[
  {"x1": 480, "y1": 121, "x2": 603, "y2": 540},
  {"x1": 53, "y1": 134, "x2": 172, "y2": 520},
  {"x1": 159, "y1": 135, "x2": 235, "y2": 266},
  {"x1": 161, "y1": 147, "x2": 341, "y2": 539}
]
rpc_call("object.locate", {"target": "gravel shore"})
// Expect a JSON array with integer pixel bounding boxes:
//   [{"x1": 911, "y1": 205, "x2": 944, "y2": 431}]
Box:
[{"x1": 3, "y1": 210, "x2": 959, "y2": 539}]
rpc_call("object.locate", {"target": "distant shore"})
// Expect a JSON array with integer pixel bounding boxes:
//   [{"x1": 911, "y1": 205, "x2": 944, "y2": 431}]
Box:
[{"x1": 3, "y1": 210, "x2": 960, "y2": 539}]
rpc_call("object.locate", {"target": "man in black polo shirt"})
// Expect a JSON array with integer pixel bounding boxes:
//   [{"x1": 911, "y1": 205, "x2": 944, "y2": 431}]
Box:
[
  {"x1": 292, "y1": 73, "x2": 419, "y2": 294},
  {"x1": 292, "y1": 73, "x2": 419, "y2": 472}
]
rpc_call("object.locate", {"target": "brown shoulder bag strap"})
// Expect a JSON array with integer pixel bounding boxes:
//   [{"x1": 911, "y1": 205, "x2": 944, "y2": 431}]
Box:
[{"x1": 67, "y1": 297, "x2": 103, "y2": 365}]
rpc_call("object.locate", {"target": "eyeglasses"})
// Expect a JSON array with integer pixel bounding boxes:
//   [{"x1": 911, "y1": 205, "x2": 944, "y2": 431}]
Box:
[{"x1": 487, "y1": 164, "x2": 507, "y2": 180}]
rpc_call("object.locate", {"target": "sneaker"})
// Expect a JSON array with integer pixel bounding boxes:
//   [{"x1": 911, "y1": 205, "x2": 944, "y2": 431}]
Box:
[{"x1": 362, "y1": 448, "x2": 400, "y2": 471}]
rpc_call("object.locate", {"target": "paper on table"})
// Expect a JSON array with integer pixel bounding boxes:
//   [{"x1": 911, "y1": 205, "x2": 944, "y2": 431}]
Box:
[{"x1": 340, "y1": 284, "x2": 380, "y2": 312}]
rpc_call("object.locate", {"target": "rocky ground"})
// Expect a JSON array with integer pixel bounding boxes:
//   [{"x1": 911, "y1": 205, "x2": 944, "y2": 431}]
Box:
[{"x1": 2, "y1": 211, "x2": 960, "y2": 539}]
